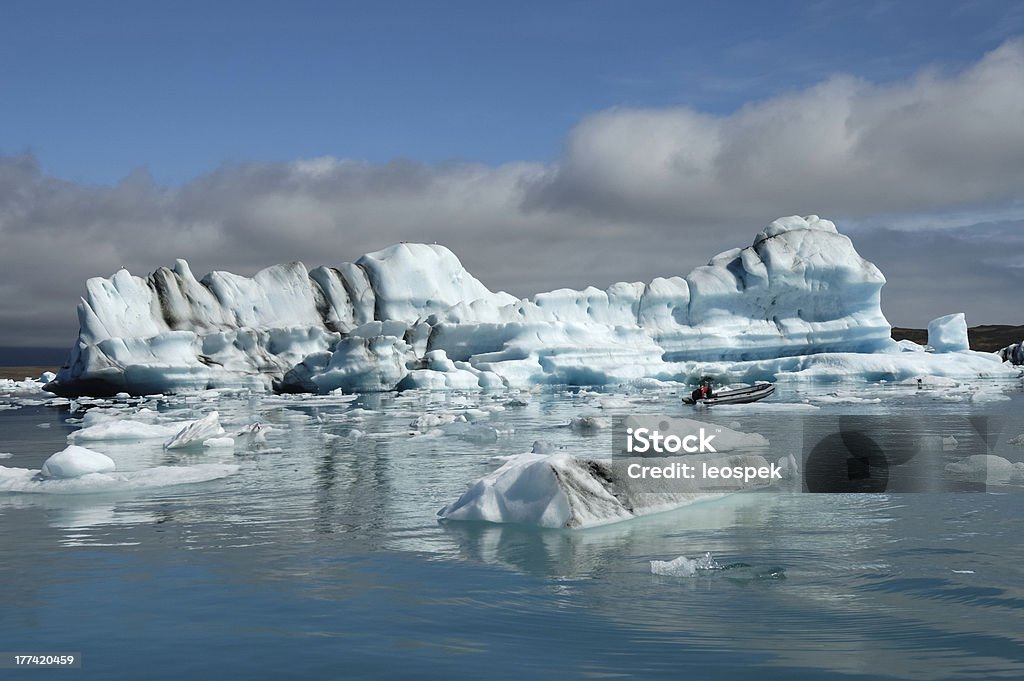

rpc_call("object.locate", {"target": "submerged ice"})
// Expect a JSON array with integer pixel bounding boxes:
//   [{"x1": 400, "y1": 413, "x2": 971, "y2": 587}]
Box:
[{"x1": 44, "y1": 215, "x2": 1018, "y2": 396}]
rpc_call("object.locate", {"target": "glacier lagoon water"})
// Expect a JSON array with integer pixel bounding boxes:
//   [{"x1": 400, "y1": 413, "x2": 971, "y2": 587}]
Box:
[{"x1": 2, "y1": 382, "x2": 1024, "y2": 680}]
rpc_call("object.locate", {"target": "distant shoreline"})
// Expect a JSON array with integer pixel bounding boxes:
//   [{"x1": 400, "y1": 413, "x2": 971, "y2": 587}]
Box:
[
  {"x1": 0, "y1": 366, "x2": 56, "y2": 380},
  {"x1": 891, "y1": 324, "x2": 1022, "y2": 353}
]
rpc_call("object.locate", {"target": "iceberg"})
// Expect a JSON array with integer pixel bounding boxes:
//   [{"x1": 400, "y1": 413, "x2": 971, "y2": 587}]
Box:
[
  {"x1": 927, "y1": 313, "x2": 970, "y2": 352},
  {"x1": 44, "y1": 215, "x2": 1017, "y2": 396},
  {"x1": 436, "y1": 450, "x2": 788, "y2": 528},
  {"x1": 999, "y1": 340, "x2": 1024, "y2": 365}
]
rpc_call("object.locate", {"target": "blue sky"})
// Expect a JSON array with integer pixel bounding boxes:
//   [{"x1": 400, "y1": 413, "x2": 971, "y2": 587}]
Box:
[
  {"x1": 3, "y1": 0, "x2": 1021, "y2": 185},
  {"x1": 2, "y1": 1, "x2": 1024, "y2": 345}
]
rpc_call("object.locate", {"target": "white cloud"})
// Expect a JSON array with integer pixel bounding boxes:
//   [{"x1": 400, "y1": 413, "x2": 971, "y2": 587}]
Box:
[
  {"x1": 528, "y1": 39, "x2": 1024, "y2": 221},
  {"x1": 2, "y1": 39, "x2": 1023, "y2": 346}
]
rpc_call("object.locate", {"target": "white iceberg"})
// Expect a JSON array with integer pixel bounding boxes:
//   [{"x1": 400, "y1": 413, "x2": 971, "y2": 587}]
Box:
[
  {"x1": 44, "y1": 215, "x2": 1018, "y2": 396},
  {"x1": 928, "y1": 313, "x2": 970, "y2": 352}
]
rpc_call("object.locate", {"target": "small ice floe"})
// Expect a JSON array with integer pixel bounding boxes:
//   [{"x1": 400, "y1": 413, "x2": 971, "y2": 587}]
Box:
[
  {"x1": 970, "y1": 390, "x2": 1011, "y2": 403},
  {"x1": 809, "y1": 391, "x2": 882, "y2": 405},
  {"x1": 951, "y1": 569, "x2": 976, "y2": 574},
  {"x1": 410, "y1": 413, "x2": 462, "y2": 431},
  {"x1": 235, "y1": 423, "x2": 271, "y2": 447},
  {"x1": 945, "y1": 455, "x2": 1024, "y2": 484},
  {"x1": 597, "y1": 397, "x2": 633, "y2": 411},
  {"x1": 0, "y1": 452, "x2": 12, "y2": 460},
  {"x1": 531, "y1": 440, "x2": 555, "y2": 455},
  {"x1": 70, "y1": 420, "x2": 184, "y2": 442},
  {"x1": 1008, "y1": 434, "x2": 1024, "y2": 447},
  {"x1": 202, "y1": 437, "x2": 235, "y2": 449},
  {"x1": 776, "y1": 453, "x2": 800, "y2": 480},
  {"x1": 569, "y1": 415, "x2": 611, "y2": 433},
  {"x1": 651, "y1": 552, "x2": 722, "y2": 577},
  {"x1": 650, "y1": 552, "x2": 785, "y2": 581},
  {"x1": 439, "y1": 420, "x2": 511, "y2": 443},
  {"x1": 710, "y1": 402, "x2": 819, "y2": 413},
  {"x1": 39, "y1": 445, "x2": 116, "y2": 479},
  {"x1": 0, "y1": 462, "x2": 239, "y2": 494},
  {"x1": 164, "y1": 412, "x2": 226, "y2": 450},
  {"x1": 918, "y1": 435, "x2": 959, "y2": 451}
]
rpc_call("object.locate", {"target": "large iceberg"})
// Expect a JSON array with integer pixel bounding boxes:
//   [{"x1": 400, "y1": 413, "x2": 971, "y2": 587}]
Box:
[{"x1": 44, "y1": 215, "x2": 1015, "y2": 396}]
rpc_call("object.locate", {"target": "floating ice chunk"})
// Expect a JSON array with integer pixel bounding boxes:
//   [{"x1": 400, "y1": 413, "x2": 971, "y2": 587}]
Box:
[
  {"x1": 438, "y1": 449, "x2": 774, "y2": 528},
  {"x1": 809, "y1": 391, "x2": 882, "y2": 404},
  {"x1": 438, "y1": 453, "x2": 624, "y2": 528},
  {"x1": 438, "y1": 420, "x2": 509, "y2": 443},
  {"x1": 708, "y1": 403, "x2": 819, "y2": 413},
  {"x1": 0, "y1": 453, "x2": 12, "y2": 459},
  {"x1": 531, "y1": 440, "x2": 555, "y2": 454},
  {"x1": 1008, "y1": 434, "x2": 1024, "y2": 447},
  {"x1": 650, "y1": 552, "x2": 721, "y2": 577},
  {"x1": 570, "y1": 416, "x2": 611, "y2": 432},
  {"x1": 203, "y1": 437, "x2": 235, "y2": 448},
  {"x1": 970, "y1": 390, "x2": 1011, "y2": 403},
  {"x1": 70, "y1": 420, "x2": 184, "y2": 442},
  {"x1": 919, "y1": 435, "x2": 959, "y2": 451},
  {"x1": 164, "y1": 412, "x2": 226, "y2": 449},
  {"x1": 410, "y1": 413, "x2": 463, "y2": 431},
  {"x1": 928, "y1": 313, "x2": 969, "y2": 352},
  {"x1": 40, "y1": 445, "x2": 116, "y2": 479},
  {"x1": 0, "y1": 463, "x2": 238, "y2": 494},
  {"x1": 776, "y1": 453, "x2": 799, "y2": 479},
  {"x1": 999, "y1": 340, "x2": 1024, "y2": 365},
  {"x1": 235, "y1": 423, "x2": 270, "y2": 447},
  {"x1": 945, "y1": 455, "x2": 1024, "y2": 484}
]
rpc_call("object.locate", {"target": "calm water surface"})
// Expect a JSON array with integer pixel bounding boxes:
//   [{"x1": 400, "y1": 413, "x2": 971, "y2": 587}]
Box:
[{"x1": 1, "y1": 381, "x2": 1023, "y2": 680}]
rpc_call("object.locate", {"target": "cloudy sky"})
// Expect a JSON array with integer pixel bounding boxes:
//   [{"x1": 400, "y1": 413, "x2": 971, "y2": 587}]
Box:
[{"x1": 2, "y1": 1, "x2": 1024, "y2": 348}]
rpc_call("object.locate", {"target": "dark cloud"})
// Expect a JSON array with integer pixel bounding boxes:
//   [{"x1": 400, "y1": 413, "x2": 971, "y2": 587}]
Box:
[
  {"x1": 2, "y1": 40, "x2": 1023, "y2": 346},
  {"x1": 847, "y1": 219, "x2": 1024, "y2": 327}
]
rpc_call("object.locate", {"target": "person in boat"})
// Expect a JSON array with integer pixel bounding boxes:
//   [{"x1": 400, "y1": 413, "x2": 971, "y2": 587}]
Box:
[{"x1": 690, "y1": 379, "x2": 714, "y2": 401}]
